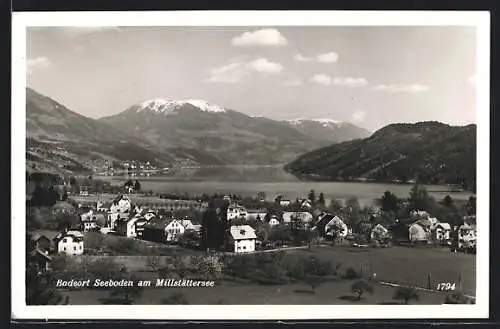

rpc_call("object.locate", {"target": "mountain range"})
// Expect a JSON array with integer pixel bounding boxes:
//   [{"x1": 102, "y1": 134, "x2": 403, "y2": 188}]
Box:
[
  {"x1": 25, "y1": 88, "x2": 371, "y2": 172},
  {"x1": 284, "y1": 121, "x2": 476, "y2": 190}
]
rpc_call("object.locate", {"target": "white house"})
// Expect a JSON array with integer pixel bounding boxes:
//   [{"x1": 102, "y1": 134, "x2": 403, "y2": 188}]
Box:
[
  {"x1": 109, "y1": 195, "x2": 132, "y2": 214},
  {"x1": 227, "y1": 205, "x2": 248, "y2": 221},
  {"x1": 56, "y1": 230, "x2": 84, "y2": 256},
  {"x1": 370, "y1": 224, "x2": 389, "y2": 241},
  {"x1": 408, "y1": 219, "x2": 432, "y2": 242},
  {"x1": 458, "y1": 223, "x2": 476, "y2": 249},
  {"x1": 267, "y1": 215, "x2": 281, "y2": 227},
  {"x1": 80, "y1": 209, "x2": 98, "y2": 232},
  {"x1": 165, "y1": 218, "x2": 186, "y2": 242},
  {"x1": 313, "y1": 214, "x2": 349, "y2": 238},
  {"x1": 300, "y1": 199, "x2": 313, "y2": 209},
  {"x1": 434, "y1": 222, "x2": 451, "y2": 243},
  {"x1": 279, "y1": 199, "x2": 291, "y2": 207},
  {"x1": 180, "y1": 219, "x2": 201, "y2": 232},
  {"x1": 96, "y1": 201, "x2": 108, "y2": 212},
  {"x1": 229, "y1": 225, "x2": 256, "y2": 253},
  {"x1": 144, "y1": 211, "x2": 157, "y2": 221},
  {"x1": 115, "y1": 215, "x2": 144, "y2": 238}
]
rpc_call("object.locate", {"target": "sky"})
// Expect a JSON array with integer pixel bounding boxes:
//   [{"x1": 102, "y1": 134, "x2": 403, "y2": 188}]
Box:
[{"x1": 26, "y1": 26, "x2": 477, "y2": 131}]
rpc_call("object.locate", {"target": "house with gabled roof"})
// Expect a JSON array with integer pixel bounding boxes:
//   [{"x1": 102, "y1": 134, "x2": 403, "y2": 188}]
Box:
[
  {"x1": 229, "y1": 225, "x2": 256, "y2": 253},
  {"x1": 312, "y1": 213, "x2": 349, "y2": 238},
  {"x1": 433, "y1": 222, "x2": 452, "y2": 244},
  {"x1": 141, "y1": 217, "x2": 185, "y2": 243},
  {"x1": 55, "y1": 230, "x2": 84, "y2": 256}
]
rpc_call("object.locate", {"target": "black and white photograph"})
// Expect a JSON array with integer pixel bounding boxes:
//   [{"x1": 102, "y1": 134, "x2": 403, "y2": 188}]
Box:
[{"x1": 12, "y1": 11, "x2": 489, "y2": 320}]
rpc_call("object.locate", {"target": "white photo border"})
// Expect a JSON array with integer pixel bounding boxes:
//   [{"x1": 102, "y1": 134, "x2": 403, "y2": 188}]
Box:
[{"x1": 12, "y1": 10, "x2": 490, "y2": 320}]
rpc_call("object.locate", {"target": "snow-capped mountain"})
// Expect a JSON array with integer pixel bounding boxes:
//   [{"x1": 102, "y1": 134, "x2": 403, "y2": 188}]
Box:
[
  {"x1": 284, "y1": 118, "x2": 371, "y2": 143},
  {"x1": 100, "y1": 97, "x2": 372, "y2": 165},
  {"x1": 137, "y1": 98, "x2": 227, "y2": 114}
]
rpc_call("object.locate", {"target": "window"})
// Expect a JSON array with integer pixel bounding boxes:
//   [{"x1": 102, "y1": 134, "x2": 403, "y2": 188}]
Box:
[
  {"x1": 63, "y1": 247, "x2": 66, "y2": 251},
  {"x1": 79, "y1": 245, "x2": 82, "y2": 250},
  {"x1": 63, "y1": 238, "x2": 67, "y2": 243},
  {"x1": 243, "y1": 246, "x2": 246, "y2": 250},
  {"x1": 73, "y1": 246, "x2": 76, "y2": 251}
]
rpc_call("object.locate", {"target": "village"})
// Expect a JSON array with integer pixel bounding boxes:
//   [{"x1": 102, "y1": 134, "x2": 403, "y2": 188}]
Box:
[
  {"x1": 25, "y1": 173, "x2": 477, "y2": 305},
  {"x1": 28, "y1": 174, "x2": 477, "y2": 264}
]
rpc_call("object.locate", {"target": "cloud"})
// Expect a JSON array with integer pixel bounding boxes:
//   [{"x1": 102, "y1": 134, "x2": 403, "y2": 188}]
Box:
[
  {"x1": 332, "y1": 77, "x2": 368, "y2": 87},
  {"x1": 205, "y1": 58, "x2": 284, "y2": 84},
  {"x1": 316, "y1": 52, "x2": 339, "y2": 63},
  {"x1": 231, "y1": 28, "x2": 288, "y2": 47},
  {"x1": 61, "y1": 26, "x2": 123, "y2": 38},
  {"x1": 372, "y1": 84, "x2": 429, "y2": 93},
  {"x1": 310, "y1": 74, "x2": 333, "y2": 86},
  {"x1": 245, "y1": 58, "x2": 283, "y2": 74},
  {"x1": 283, "y1": 78, "x2": 302, "y2": 87},
  {"x1": 27, "y1": 56, "x2": 52, "y2": 74},
  {"x1": 293, "y1": 54, "x2": 314, "y2": 62},
  {"x1": 468, "y1": 74, "x2": 477, "y2": 86},
  {"x1": 294, "y1": 52, "x2": 340, "y2": 63},
  {"x1": 310, "y1": 74, "x2": 368, "y2": 87},
  {"x1": 204, "y1": 62, "x2": 250, "y2": 84},
  {"x1": 351, "y1": 110, "x2": 366, "y2": 123}
]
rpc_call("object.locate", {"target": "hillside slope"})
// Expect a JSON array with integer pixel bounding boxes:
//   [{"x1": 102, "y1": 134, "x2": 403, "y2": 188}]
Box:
[
  {"x1": 285, "y1": 121, "x2": 476, "y2": 190},
  {"x1": 25, "y1": 88, "x2": 222, "y2": 173},
  {"x1": 100, "y1": 98, "x2": 370, "y2": 165}
]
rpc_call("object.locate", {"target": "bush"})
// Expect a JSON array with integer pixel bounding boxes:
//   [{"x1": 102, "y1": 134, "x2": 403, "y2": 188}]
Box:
[
  {"x1": 444, "y1": 291, "x2": 471, "y2": 304},
  {"x1": 353, "y1": 234, "x2": 368, "y2": 245},
  {"x1": 393, "y1": 286, "x2": 419, "y2": 304},
  {"x1": 343, "y1": 267, "x2": 361, "y2": 280},
  {"x1": 351, "y1": 280, "x2": 374, "y2": 299}
]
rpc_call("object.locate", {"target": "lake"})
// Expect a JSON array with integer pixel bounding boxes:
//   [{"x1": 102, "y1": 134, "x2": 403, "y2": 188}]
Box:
[{"x1": 95, "y1": 166, "x2": 473, "y2": 207}]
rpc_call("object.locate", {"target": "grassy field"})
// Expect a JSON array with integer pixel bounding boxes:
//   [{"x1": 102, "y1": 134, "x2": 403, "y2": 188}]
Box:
[
  {"x1": 61, "y1": 244, "x2": 475, "y2": 305},
  {"x1": 290, "y1": 245, "x2": 476, "y2": 296},
  {"x1": 63, "y1": 278, "x2": 451, "y2": 305}
]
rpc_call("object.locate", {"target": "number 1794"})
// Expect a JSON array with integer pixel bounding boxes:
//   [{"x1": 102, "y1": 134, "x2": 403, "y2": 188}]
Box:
[{"x1": 436, "y1": 282, "x2": 456, "y2": 291}]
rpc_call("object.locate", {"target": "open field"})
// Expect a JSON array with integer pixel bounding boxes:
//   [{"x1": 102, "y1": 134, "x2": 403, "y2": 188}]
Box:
[
  {"x1": 63, "y1": 278, "x2": 453, "y2": 305},
  {"x1": 290, "y1": 245, "x2": 475, "y2": 296}
]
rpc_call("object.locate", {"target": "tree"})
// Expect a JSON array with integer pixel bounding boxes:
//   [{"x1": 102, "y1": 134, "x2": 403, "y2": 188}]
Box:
[
  {"x1": 380, "y1": 191, "x2": 400, "y2": 212},
  {"x1": 308, "y1": 190, "x2": 316, "y2": 206},
  {"x1": 351, "y1": 280, "x2": 374, "y2": 300},
  {"x1": 26, "y1": 234, "x2": 69, "y2": 305},
  {"x1": 317, "y1": 193, "x2": 326, "y2": 207},
  {"x1": 200, "y1": 203, "x2": 221, "y2": 251},
  {"x1": 305, "y1": 274, "x2": 323, "y2": 294},
  {"x1": 161, "y1": 292, "x2": 190, "y2": 304},
  {"x1": 465, "y1": 196, "x2": 476, "y2": 216},
  {"x1": 393, "y1": 286, "x2": 419, "y2": 304},
  {"x1": 441, "y1": 195, "x2": 454, "y2": 208},
  {"x1": 134, "y1": 180, "x2": 141, "y2": 192},
  {"x1": 328, "y1": 198, "x2": 343, "y2": 214},
  {"x1": 408, "y1": 184, "x2": 433, "y2": 212},
  {"x1": 257, "y1": 191, "x2": 266, "y2": 201}
]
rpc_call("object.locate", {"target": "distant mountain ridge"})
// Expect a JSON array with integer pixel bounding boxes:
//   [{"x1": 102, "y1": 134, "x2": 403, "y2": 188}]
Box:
[
  {"x1": 285, "y1": 121, "x2": 476, "y2": 190},
  {"x1": 25, "y1": 88, "x2": 372, "y2": 172},
  {"x1": 99, "y1": 97, "x2": 371, "y2": 165}
]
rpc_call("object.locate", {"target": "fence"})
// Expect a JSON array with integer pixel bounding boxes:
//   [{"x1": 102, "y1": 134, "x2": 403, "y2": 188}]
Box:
[{"x1": 357, "y1": 262, "x2": 472, "y2": 296}]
